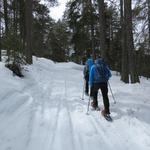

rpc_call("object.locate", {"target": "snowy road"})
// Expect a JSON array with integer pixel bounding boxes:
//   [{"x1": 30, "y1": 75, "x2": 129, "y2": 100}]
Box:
[{"x1": 0, "y1": 57, "x2": 150, "y2": 150}]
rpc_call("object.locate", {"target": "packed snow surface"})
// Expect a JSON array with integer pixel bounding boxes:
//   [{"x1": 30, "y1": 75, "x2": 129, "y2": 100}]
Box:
[{"x1": 0, "y1": 57, "x2": 150, "y2": 150}]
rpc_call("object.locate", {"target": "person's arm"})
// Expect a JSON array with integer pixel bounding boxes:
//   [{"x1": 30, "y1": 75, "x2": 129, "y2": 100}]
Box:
[{"x1": 106, "y1": 66, "x2": 112, "y2": 79}]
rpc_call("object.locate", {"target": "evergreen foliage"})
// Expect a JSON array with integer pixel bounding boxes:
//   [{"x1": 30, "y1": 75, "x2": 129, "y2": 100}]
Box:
[{"x1": 0, "y1": 0, "x2": 150, "y2": 80}]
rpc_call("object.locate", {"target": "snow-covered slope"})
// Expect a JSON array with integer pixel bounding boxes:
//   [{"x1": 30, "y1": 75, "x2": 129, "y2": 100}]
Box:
[{"x1": 0, "y1": 57, "x2": 150, "y2": 150}]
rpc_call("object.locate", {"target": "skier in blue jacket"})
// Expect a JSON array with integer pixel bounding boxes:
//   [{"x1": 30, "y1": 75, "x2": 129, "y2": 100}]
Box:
[
  {"x1": 89, "y1": 57, "x2": 112, "y2": 115},
  {"x1": 83, "y1": 57, "x2": 94, "y2": 95}
]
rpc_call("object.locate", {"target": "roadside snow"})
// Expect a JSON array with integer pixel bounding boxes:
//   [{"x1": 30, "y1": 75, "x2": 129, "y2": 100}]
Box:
[{"x1": 0, "y1": 57, "x2": 150, "y2": 150}]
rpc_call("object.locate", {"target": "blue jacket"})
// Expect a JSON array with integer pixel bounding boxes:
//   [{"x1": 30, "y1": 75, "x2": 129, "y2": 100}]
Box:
[
  {"x1": 83, "y1": 58, "x2": 94, "y2": 78},
  {"x1": 89, "y1": 58, "x2": 112, "y2": 87}
]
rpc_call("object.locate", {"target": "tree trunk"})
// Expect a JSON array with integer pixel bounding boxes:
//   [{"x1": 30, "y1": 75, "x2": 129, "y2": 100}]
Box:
[
  {"x1": 3, "y1": 0, "x2": 8, "y2": 33},
  {"x1": 0, "y1": 2, "x2": 1, "y2": 61},
  {"x1": 124, "y1": 0, "x2": 139, "y2": 83},
  {"x1": 97, "y1": 0, "x2": 107, "y2": 60},
  {"x1": 25, "y1": 0, "x2": 33, "y2": 64},
  {"x1": 13, "y1": 0, "x2": 18, "y2": 33},
  {"x1": 148, "y1": 0, "x2": 150, "y2": 53},
  {"x1": 19, "y1": 0, "x2": 25, "y2": 49},
  {"x1": 89, "y1": 0, "x2": 95, "y2": 59},
  {"x1": 109, "y1": 12, "x2": 113, "y2": 64},
  {"x1": 120, "y1": 0, "x2": 129, "y2": 83}
]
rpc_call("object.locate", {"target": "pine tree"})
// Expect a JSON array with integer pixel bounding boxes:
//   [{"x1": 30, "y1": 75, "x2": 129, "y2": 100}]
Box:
[
  {"x1": 120, "y1": 0, "x2": 129, "y2": 83},
  {"x1": 125, "y1": 0, "x2": 139, "y2": 83},
  {"x1": 25, "y1": 0, "x2": 33, "y2": 64},
  {"x1": 97, "y1": 0, "x2": 107, "y2": 60}
]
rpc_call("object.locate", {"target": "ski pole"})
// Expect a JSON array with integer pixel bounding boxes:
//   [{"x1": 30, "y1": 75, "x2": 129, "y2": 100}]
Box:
[
  {"x1": 98, "y1": 90, "x2": 101, "y2": 98},
  {"x1": 108, "y1": 81, "x2": 116, "y2": 104},
  {"x1": 86, "y1": 95, "x2": 91, "y2": 115},
  {"x1": 81, "y1": 80, "x2": 85, "y2": 100}
]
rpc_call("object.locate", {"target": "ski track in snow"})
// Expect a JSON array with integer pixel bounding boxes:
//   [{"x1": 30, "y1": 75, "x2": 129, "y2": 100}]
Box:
[{"x1": 0, "y1": 57, "x2": 150, "y2": 150}]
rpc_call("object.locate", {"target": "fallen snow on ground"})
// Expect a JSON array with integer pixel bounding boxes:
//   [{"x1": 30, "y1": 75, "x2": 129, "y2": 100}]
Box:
[{"x1": 0, "y1": 57, "x2": 150, "y2": 150}]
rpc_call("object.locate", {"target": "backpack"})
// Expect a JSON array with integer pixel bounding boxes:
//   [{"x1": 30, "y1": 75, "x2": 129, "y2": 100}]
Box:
[
  {"x1": 84, "y1": 59, "x2": 94, "y2": 75},
  {"x1": 95, "y1": 63, "x2": 108, "y2": 82}
]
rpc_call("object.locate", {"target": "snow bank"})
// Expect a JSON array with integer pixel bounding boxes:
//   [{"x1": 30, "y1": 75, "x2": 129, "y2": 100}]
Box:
[
  {"x1": 0, "y1": 57, "x2": 150, "y2": 150},
  {"x1": 56, "y1": 61, "x2": 84, "y2": 71}
]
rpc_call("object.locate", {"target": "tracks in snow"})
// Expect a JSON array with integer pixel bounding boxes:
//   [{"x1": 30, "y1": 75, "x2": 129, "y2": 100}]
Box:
[{"x1": 1, "y1": 63, "x2": 150, "y2": 150}]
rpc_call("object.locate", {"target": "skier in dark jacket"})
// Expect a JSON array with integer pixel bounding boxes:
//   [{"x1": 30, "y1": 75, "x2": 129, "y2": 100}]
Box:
[
  {"x1": 89, "y1": 57, "x2": 112, "y2": 115},
  {"x1": 83, "y1": 58, "x2": 94, "y2": 95}
]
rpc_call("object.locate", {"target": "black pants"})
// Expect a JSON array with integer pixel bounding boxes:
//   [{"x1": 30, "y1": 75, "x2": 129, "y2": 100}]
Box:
[
  {"x1": 85, "y1": 74, "x2": 89, "y2": 94},
  {"x1": 91, "y1": 83, "x2": 110, "y2": 114}
]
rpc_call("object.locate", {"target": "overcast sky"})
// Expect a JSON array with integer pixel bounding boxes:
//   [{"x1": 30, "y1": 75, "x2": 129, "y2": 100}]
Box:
[{"x1": 50, "y1": 0, "x2": 68, "y2": 20}]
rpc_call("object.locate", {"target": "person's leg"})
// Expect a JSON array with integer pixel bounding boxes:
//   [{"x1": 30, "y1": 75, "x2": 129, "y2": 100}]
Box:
[
  {"x1": 91, "y1": 84, "x2": 98, "y2": 108},
  {"x1": 100, "y1": 83, "x2": 110, "y2": 114},
  {"x1": 85, "y1": 74, "x2": 89, "y2": 95},
  {"x1": 85, "y1": 79, "x2": 89, "y2": 95},
  {"x1": 90, "y1": 86, "x2": 93, "y2": 97}
]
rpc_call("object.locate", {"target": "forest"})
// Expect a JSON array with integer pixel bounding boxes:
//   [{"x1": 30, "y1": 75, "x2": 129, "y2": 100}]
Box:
[
  {"x1": 0, "y1": 0, "x2": 150, "y2": 82},
  {"x1": 0, "y1": 1, "x2": 150, "y2": 149}
]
